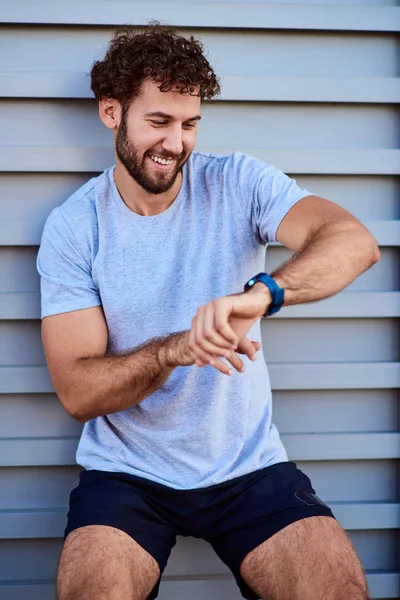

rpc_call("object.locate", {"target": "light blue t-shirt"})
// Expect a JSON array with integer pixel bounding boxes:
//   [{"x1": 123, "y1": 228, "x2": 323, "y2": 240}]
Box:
[{"x1": 37, "y1": 151, "x2": 312, "y2": 490}]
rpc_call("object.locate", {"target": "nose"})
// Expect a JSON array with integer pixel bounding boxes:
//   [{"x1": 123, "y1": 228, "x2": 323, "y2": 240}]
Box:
[{"x1": 162, "y1": 125, "x2": 184, "y2": 157}]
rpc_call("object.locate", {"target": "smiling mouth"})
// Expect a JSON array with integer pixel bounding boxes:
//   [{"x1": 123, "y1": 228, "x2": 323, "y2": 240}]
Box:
[{"x1": 148, "y1": 154, "x2": 176, "y2": 167}]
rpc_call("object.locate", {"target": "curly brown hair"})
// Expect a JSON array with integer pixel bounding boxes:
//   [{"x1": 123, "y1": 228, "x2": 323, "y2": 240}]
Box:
[{"x1": 90, "y1": 22, "x2": 221, "y2": 106}]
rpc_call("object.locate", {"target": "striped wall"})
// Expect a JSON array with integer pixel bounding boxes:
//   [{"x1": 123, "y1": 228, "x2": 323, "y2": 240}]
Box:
[{"x1": 0, "y1": 1, "x2": 399, "y2": 598}]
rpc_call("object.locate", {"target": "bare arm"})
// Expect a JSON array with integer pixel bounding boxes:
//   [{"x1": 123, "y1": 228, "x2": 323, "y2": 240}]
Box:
[
  {"x1": 271, "y1": 195, "x2": 380, "y2": 307},
  {"x1": 42, "y1": 306, "x2": 196, "y2": 422},
  {"x1": 188, "y1": 196, "x2": 380, "y2": 364},
  {"x1": 42, "y1": 306, "x2": 257, "y2": 423}
]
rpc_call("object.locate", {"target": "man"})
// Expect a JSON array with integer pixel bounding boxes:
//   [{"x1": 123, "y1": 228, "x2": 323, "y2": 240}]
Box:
[{"x1": 37, "y1": 23, "x2": 379, "y2": 600}]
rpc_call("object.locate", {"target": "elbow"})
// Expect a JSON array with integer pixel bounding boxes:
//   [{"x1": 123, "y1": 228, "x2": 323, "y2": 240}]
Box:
[
  {"x1": 359, "y1": 226, "x2": 380, "y2": 268},
  {"x1": 369, "y1": 239, "x2": 380, "y2": 267},
  {"x1": 59, "y1": 390, "x2": 89, "y2": 423},
  {"x1": 71, "y1": 410, "x2": 89, "y2": 424},
  {"x1": 68, "y1": 400, "x2": 91, "y2": 423}
]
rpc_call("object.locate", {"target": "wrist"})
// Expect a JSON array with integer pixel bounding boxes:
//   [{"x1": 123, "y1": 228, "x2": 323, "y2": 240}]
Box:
[
  {"x1": 244, "y1": 273, "x2": 285, "y2": 317},
  {"x1": 246, "y1": 282, "x2": 273, "y2": 317},
  {"x1": 158, "y1": 332, "x2": 194, "y2": 369}
]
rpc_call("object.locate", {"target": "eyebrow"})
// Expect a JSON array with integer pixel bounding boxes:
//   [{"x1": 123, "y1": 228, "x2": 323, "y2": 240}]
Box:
[{"x1": 144, "y1": 111, "x2": 202, "y2": 122}]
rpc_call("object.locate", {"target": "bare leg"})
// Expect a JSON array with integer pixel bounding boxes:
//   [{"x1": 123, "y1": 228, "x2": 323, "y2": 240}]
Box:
[
  {"x1": 240, "y1": 516, "x2": 369, "y2": 600},
  {"x1": 56, "y1": 525, "x2": 160, "y2": 600}
]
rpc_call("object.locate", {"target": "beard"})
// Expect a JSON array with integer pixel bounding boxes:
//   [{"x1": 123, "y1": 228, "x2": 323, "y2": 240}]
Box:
[{"x1": 115, "y1": 112, "x2": 189, "y2": 195}]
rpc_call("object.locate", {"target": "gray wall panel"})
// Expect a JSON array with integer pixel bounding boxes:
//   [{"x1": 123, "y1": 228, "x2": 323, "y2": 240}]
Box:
[
  {"x1": 0, "y1": 467, "x2": 80, "y2": 510},
  {"x1": 1, "y1": 389, "x2": 396, "y2": 439},
  {"x1": 0, "y1": 174, "x2": 91, "y2": 220},
  {"x1": 294, "y1": 175, "x2": 400, "y2": 220},
  {"x1": 0, "y1": 28, "x2": 398, "y2": 77},
  {"x1": 0, "y1": 248, "x2": 39, "y2": 292},
  {"x1": 3, "y1": 73, "x2": 400, "y2": 103},
  {"x1": 0, "y1": 539, "x2": 63, "y2": 581},
  {"x1": 350, "y1": 530, "x2": 399, "y2": 571},
  {"x1": 0, "y1": 174, "x2": 398, "y2": 221},
  {"x1": 266, "y1": 247, "x2": 400, "y2": 291},
  {"x1": 273, "y1": 389, "x2": 399, "y2": 433},
  {"x1": 0, "y1": 4, "x2": 398, "y2": 599},
  {"x1": 1, "y1": 3, "x2": 399, "y2": 32},
  {"x1": 0, "y1": 533, "x2": 396, "y2": 581},
  {"x1": 0, "y1": 395, "x2": 82, "y2": 438},
  {"x1": 0, "y1": 246, "x2": 397, "y2": 294},
  {"x1": 1, "y1": 100, "x2": 398, "y2": 149},
  {"x1": 0, "y1": 322, "x2": 45, "y2": 365},
  {"x1": 1, "y1": 576, "x2": 399, "y2": 600},
  {"x1": 299, "y1": 460, "x2": 399, "y2": 502},
  {"x1": 1, "y1": 318, "x2": 398, "y2": 365},
  {"x1": 0, "y1": 460, "x2": 396, "y2": 510},
  {"x1": 263, "y1": 318, "x2": 399, "y2": 363},
  {"x1": 1, "y1": 575, "x2": 399, "y2": 600}
]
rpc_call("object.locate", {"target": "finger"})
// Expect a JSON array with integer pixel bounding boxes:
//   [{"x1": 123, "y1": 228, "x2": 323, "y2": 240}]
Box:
[
  {"x1": 236, "y1": 340, "x2": 262, "y2": 355},
  {"x1": 193, "y1": 308, "x2": 216, "y2": 364},
  {"x1": 195, "y1": 359, "x2": 207, "y2": 367},
  {"x1": 213, "y1": 299, "x2": 239, "y2": 347},
  {"x1": 203, "y1": 304, "x2": 236, "y2": 350},
  {"x1": 208, "y1": 357, "x2": 234, "y2": 376},
  {"x1": 226, "y1": 351, "x2": 245, "y2": 373},
  {"x1": 237, "y1": 337, "x2": 258, "y2": 361},
  {"x1": 195, "y1": 306, "x2": 234, "y2": 361}
]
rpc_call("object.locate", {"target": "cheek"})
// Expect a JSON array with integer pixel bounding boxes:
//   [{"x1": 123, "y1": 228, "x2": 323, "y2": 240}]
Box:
[
  {"x1": 184, "y1": 130, "x2": 197, "y2": 153},
  {"x1": 127, "y1": 120, "x2": 161, "y2": 155}
]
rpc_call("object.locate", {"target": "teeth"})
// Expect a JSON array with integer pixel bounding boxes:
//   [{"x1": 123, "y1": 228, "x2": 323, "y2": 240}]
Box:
[{"x1": 150, "y1": 155, "x2": 174, "y2": 165}]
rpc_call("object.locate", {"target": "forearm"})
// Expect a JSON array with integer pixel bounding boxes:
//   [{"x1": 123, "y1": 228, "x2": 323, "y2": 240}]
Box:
[
  {"x1": 270, "y1": 223, "x2": 380, "y2": 307},
  {"x1": 65, "y1": 331, "x2": 190, "y2": 422}
]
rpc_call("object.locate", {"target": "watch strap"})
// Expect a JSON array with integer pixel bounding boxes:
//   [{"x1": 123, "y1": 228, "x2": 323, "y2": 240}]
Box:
[{"x1": 244, "y1": 272, "x2": 285, "y2": 317}]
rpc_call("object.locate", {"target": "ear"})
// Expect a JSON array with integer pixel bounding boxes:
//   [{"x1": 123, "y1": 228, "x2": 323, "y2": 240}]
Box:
[{"x1": 99, "y1": 98, "x2": 122, "y2": 131}]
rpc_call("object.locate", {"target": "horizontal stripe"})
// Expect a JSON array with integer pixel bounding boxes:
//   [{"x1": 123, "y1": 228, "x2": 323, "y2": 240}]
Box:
[
  {"x1": 0, "y1": 502, "x2": 398, "y2": 539},
  {"x1": 1, "y1": 432, "x2": 399, "y2": 467},
  {"x1": 1, "y1": 362, "x2": 399, "y2": 394},
  {"x1": 0, "y1": 217, "x2": 398, "y2": 247},
  {"x1": 2, "y1": 2, "x2": 399, "y2": 32},
  {"x1": 2, "y1": 73, "x2": 399, "y2": 103},
  {"x1": 0, "y1": 573, "x2": 398, "y2": 600},
  {"x1": 270, "y1": 362, "x2": 400, "y2": 390},
  {"x1": 1, "y1": 292, "x2": 399, "y2": 320},
  {"x1": 283, "y1": 433, "x2": 400, "y2": 461},
  {"x1": 1, "y1": 147, "x2": 398, "y2": 175}
]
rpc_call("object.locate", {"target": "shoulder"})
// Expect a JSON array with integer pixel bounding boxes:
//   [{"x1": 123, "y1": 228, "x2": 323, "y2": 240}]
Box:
[
  {"x1": 58, "y1": 167, "x2": 112, "y2": 220},
  {"x1": 188, "y1": 151, "x2": 272, "y2": 182},
  {"x1": 42, "y1": 168, "x2": 113, "y2": 237},
  {"x1": 40, "y1": 168, "x2": 114, "y2": 260}
]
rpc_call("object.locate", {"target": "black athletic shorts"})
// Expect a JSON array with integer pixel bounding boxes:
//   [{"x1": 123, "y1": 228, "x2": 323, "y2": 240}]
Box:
[{"x1": 64, "y1": 460, "x2": 335, "y2": 600}]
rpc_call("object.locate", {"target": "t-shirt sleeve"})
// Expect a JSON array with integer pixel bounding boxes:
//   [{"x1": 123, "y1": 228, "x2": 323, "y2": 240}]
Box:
[
  {"x1": 36, "y1": 208, "x2": 101, "y2": 318},
  {"x1": 231, "y1": 152, "x2": 314, "y2": 244}
]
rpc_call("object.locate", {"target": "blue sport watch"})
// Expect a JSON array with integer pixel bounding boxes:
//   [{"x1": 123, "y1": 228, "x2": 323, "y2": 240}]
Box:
[{"x1": 244, "y1": 272, "x2": 285, "y2": 317}]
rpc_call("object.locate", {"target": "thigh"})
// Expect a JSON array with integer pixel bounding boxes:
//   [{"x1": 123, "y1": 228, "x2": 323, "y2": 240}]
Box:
[
  {"x1": 57, "y1": 524, "x2": 160, "y2": 600},
  {"x1": 207, "y1": 461, "x2": 337, "y2": 600},
  {"x1": 240, "y1": 516, "x2": 369, "y2": 600},
  {"x1": 62, "y1": 469, "x2": 177, "y2": 600}
]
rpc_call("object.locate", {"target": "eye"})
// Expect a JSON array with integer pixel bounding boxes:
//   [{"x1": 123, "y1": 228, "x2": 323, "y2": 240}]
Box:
[
  {"x1": 184, "y1": 123, "x2": 197, "y2": 129},
  {"x1": 151, "y1": 120, "x2": 167, "y2": 126}
]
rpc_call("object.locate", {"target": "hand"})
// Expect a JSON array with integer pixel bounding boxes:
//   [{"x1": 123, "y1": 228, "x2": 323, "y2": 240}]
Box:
[
  {"x1": 162, "y1": 331, "x2": 261, "y2": 377},
  {"x1": 189, "y1": 285, "x2": 271, "y2": 371}
]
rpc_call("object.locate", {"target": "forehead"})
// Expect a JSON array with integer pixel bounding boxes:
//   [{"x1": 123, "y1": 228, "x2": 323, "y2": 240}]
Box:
[{"x1": 131, "y1": 79, "x2": 201, "y2": 119}]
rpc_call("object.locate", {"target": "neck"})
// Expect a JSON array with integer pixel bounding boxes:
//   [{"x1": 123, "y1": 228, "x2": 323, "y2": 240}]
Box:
[{"x1": 113, "y1": 158, "x2": 183, "y2": 217}]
